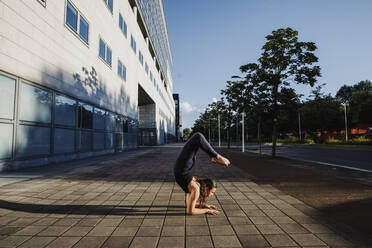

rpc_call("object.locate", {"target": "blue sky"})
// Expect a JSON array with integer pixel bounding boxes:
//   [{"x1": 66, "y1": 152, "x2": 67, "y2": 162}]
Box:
[{"x1": 163, "y1": 0, "x2": 372, "y2": 129}]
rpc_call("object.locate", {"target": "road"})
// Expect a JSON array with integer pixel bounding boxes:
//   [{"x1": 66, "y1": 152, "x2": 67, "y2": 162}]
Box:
[{"x1": 244, "y1": 144, "x2": 372, "y2": 172}]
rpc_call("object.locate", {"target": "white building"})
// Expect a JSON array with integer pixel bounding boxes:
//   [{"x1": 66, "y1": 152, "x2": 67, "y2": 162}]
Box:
[{"x1": 0, "y1": 0, "x2": 175, "y2": 170}]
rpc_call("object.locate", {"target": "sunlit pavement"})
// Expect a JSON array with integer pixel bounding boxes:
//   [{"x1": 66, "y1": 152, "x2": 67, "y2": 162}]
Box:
[{"x1": 0, "y1": 144, "x2": 365, "y2": 247}]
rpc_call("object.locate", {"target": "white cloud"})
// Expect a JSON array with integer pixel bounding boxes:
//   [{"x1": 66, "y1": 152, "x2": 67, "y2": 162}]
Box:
[
  {"x1": 212, "y1": 97, "x2": 217, "y2": 103},
  {"x1": 181, "y1": 101, "x2": 195, "y2": 113}
]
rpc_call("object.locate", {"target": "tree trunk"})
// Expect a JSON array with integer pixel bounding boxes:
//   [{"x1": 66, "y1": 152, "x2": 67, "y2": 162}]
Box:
[
  {"x1": 271, "y1": 81, "x2": 279, "y2": 157},
  {"x1": 227, "y1": 126, "x2": 230, "y2": 149},
  {"x1": 272, "y1": 121, "x2": 277, "y2": 157}
]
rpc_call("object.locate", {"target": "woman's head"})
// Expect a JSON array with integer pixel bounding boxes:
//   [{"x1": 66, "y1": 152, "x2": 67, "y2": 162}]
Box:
[{"x1": 196, "y1": 178, "x2": 217, "y2": 204}]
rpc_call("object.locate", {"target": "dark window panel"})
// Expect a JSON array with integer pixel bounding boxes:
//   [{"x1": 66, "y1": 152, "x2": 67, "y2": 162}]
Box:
[{"x1": 66, "y1": 1, "x2": 78, "y2": 32}]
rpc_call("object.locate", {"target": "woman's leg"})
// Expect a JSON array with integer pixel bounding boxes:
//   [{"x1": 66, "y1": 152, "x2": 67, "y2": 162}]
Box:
[
  {"x1": 190, "y1": 132, "x2": 230, "y2": 166},
  {"x1": 189, "y1": 132, "x2": 218, "y2": 158}
]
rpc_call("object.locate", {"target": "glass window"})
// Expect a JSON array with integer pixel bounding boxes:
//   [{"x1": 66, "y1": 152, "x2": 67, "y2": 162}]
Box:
[
  {"x1": 55, "y1": 94, "x2": 76, "y2": 127},
  {"x1": 107, "y1": 0, "x2": 113, "y2": 12},
  {"x1": 123, "y1": 21, "x2": 127, "y2": 37},
  {"x1": 119, "y1": 13, "x2": 123, "y2": 30},
  {"x1": 0, "y1": 74, "x2": 16, "y2": 120},
  {"x1": 93, "y1": 108, "x2": 105, "y2": 130},
  {"x1": 79, "y1": 103, "x2": 93, "y2": 129},
  {"x1": 106, "y1": 46, "x2": 112, "y2": 66},
  {"x1": 105, "y1": 112, "x2": 115, "y2": 131},
  {"x1": 122, "y1": 65, "x2": 126, "y2": 81},
  {"x1": 139, "y1": 51, "x2": 143, "y2": 65},
  {"x1": 99, "y1": 39, "x2": 112, "y2": 66},
  {"x1": 16, "y1": 125, "x2": 50, "y2": 157},
  {"x1": 105, "y1": 132, "x2": 113, "y2": 149},
  {"x1": 115, "y1": 115, "x2": 122, "y2": 132},
  {"x1": 117, "y1": 60, "x2": 122, "y2": 77},
  {"x1": 66, "y1": 1, "x2": 78, "y2": 32},
  {"x1": 150, "y1": 71, "x2": 153, "y2": 81},
  {"x1": 119, "y1": 13, "x2": 127, "y2": 37},
  {"x1": 37, "y1": 0, "x2": 46, "y2": 7},
  {"x1": 19, "y1": 82, "x2": 52, "y2": 123},
  {"x1": 79, "y1": 130, "x2": 92, "y2": 151},
  {"x1": 78, "y1": 103, "x2": 93, "y2": 129},
  {"x1": 79, "y1": 16, "x2": 89, "y2": 43},
  {"x1": 145, "y1": 63, "x2": 148, "y2": 75},
  {"x1": 54, "y1": 128, "x2": 75, "y2": 153},
  {"x1": 127, "y1": 119, "x2": 134, "y2": 133},
  {"x1": 0, "y1": 123, "x2": 13, "y2": 159},
  {"x1": 131, "y1": 35, "x2": 136, "y2": 53},
  {"x1": 94, "y1": 132, "x2": 104, "y2": 150},
  {"x1": 99, "y1": 39, "x2": 105, "y2": 60},
  {"x1": 123, "y1": 117, "x2": 128, "y2": 133},
  {"x1": 115, "y1": 133, "x2": 123, "y2": 149}
]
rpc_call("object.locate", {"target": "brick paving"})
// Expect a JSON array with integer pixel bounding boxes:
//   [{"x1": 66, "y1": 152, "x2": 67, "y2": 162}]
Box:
[{"x1": 0, "y1": 144, "x2": 366, "y2": 247}]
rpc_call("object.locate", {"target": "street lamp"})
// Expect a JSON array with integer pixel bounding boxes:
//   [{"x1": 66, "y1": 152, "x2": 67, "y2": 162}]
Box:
[
  {"x1": 218, "y1": 113, "x2": 221, "y2": 148},
  {"x1": 298, "y1": 111, "x2": 302, "y2": 141},
  {"x1": 344, "y1": 103, "x2": 348, "y2": 141},
  {"x1": 209, "y1": 118, "x2": 211, "y2": 143},
  {"x1": 242, "y1": 112, "x2": 245, "y2": 152}
]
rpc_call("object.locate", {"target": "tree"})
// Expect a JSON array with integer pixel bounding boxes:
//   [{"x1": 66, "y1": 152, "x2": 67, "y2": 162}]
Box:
[
  {"x1": 336, "y1": 80, "x2": 372, "y2": 125},
  {"x1": 182, "y1": 128, "x2": 191, "y2": 141},
  {"x1": 277, "y1": 88, "x2": 302, "y2": 134},
  {"x1": 301, "y1": 85, "x2": 343, "y2": 142},
  {"x1": 239, "y1": 27, "x2": 321, "y2": 157}
]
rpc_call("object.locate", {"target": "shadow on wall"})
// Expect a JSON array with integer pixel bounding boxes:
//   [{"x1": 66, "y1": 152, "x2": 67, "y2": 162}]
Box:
[
  {"x1": 4, "y1": 65, "x2": 138, "y2": 169},
  {"x1": 48, "y1": 65, "x2": 137, "y2": 117}
]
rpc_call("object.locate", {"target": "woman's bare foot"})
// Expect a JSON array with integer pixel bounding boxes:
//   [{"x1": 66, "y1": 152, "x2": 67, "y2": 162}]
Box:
[{"x1": 211, "y1": 154, "x2": 230, "y2": 167}]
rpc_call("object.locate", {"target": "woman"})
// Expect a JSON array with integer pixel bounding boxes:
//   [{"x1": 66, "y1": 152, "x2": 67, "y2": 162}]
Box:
[{"x1": 174, "y1": 132, "x2": 230, "y2": 215}]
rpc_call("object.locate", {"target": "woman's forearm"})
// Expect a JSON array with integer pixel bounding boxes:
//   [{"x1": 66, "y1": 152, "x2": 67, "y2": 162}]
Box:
[
  {"x1": 188, "y1": 207, "x2": 209, "y2": 215},
  {"x1": 195, "y1": 203, "x2": 206, "y2": 208}
]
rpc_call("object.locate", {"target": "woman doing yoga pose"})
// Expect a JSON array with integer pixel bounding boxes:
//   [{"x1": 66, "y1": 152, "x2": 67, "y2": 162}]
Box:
[{"x1": 174, "y1": 132, "x2": 230, "y2": 215}]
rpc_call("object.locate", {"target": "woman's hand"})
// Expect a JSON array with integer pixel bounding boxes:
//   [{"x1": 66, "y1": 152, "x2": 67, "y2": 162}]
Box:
[
  {"x1": 205, "y1": 204, "x2": 217, "y2": 209},
  {"x1": 207, "y1": 209, "x2": 220, "y2": 215}
]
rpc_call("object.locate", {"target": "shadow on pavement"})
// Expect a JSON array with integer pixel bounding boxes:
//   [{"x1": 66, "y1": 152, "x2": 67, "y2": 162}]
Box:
[{"x1": 0, "y1": 200, "x2": 186, "y2": 216}]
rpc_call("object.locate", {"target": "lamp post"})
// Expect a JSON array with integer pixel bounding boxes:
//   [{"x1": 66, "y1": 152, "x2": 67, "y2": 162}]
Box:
[
  {"x1": 242, "y1": 112, "x2": 245, "y2": 152},
  {"x1": 298, "y1": 111, "x2": 302, "y2": 141},
  {"x1": 218, "y1": 113, "x2": 221, "y2": 147},
  {"x1": 258, "y1": 115, "x2": 262, "y2": 155},
  {"x1": 236, "y1": 115, "x2": 239, "y2": 146},
  {"x1": 344, "y1": 103, "x2": 348, "y2": 141},
  {"x1": 209, "y1": 118, "x2": 211, "y2": 143}
]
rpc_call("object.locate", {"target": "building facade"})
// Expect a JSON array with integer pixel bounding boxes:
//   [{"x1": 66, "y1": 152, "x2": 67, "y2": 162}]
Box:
[
  {"x1": 0, "y1": 0, "x2": 175, "y2": 170},
  {"x1": 173, "y1": 93, "x2": 182, "y2": 141}
]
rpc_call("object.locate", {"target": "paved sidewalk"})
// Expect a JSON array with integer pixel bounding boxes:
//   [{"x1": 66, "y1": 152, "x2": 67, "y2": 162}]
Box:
[{"x1": 0, "y1": 144, "x2": 365, "y2": 247}]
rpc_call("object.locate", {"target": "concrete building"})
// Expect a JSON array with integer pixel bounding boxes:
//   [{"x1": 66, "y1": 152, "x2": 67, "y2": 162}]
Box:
[
  {"x1": 0, "y1": 0, "x2": 175, "y2": 170},
  {"x1": 173, "y1": 93, "x2": 182, "y2": 141}
]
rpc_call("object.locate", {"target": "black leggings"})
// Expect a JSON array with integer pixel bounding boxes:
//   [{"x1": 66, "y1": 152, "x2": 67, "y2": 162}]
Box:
[{"x1": 174, "y1": 132, "x2": 218, "y2": 193}]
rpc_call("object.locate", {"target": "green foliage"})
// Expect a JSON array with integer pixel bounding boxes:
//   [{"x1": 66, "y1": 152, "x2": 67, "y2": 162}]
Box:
[
  {"x1": 305, "y1": 138, "x2": 316, "y2": 144},
  {"x1": 324, "y1": 136, "x2": 371, "y2": 145},
  {"x1": 336, "y1": 80, "x2": 372, "y2": 125},
  {"x1": 191, "y1": 29, "x2": 372, "y2": 150},
  {"x1": 300, "y1": 85, "x2": 344, "y2": 143},
  {"x1": 336, "y1": 80, "x2": 372, "y2": 103},
  {"x1": 182, "y1": 128, "x2": 191, "y2": 141},
  {"x1": 277, "y1": 135, "x2": 300, "y2": 143},
  {"x1": 350, "y1": 136, "x2": 372, "y2": 144},
  {"x1": 326, "y1": 137, "x2": 343, "y2": 144},
  {"x1": 238, "y1": 27, "x2": 321, "y2": 156}
]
